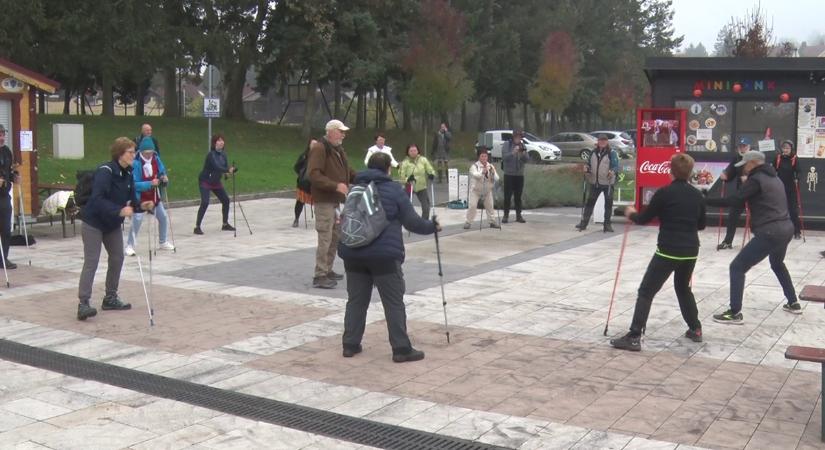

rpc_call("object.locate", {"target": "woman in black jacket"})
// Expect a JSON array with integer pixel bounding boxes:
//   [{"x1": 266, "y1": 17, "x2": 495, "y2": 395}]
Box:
[
  {"x1": 292, "y1": 139, "x2": 316, "y2": 227},
  {"x1": 772, "y1": 140, "x2": 801, "y2": 239},
  {"x1": 194, "y1": 134, "x2": 236, "y2": 234}
]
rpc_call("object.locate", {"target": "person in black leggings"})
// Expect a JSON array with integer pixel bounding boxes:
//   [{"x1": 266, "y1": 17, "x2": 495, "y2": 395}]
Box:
[
  {"x1": 293, "y1": 139, "x2": 316, "y2": 227},
  {"x1": 194, "y1": 134, "x2": 236, "y2": 234}
]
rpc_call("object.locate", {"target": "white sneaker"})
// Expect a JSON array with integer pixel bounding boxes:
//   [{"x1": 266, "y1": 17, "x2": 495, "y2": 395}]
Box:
[
  {"x1": 159, "y1": 242, "x2": 176, "y2": 251},
  {"x1": 124, "y1": 246, "x2": 136, "y2": 256}
]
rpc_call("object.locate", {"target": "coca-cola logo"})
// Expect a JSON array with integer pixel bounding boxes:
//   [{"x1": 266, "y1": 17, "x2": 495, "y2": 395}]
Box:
[{"x1": 639, "y1": 160, "x2": 671, "y2": 174}]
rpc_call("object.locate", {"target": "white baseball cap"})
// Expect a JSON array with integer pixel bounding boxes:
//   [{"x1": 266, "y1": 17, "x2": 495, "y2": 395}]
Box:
[{"x1": 325, "y1": 119, "x2": 350, "y2": 132}]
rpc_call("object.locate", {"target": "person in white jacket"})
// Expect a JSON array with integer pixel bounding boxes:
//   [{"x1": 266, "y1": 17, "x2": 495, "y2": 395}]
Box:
[
  {"x1": 364, "y1": 134, "x2": 398, "y2": 168},
  {"x1": 464, "y1": 147, "x2": 500, "y2": 229}
]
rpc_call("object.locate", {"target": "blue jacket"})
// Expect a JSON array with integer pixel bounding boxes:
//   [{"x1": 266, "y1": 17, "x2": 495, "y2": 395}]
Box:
[
  {"x1": 198, "y1": 148, "x2": 229, "y2": 185},
  {"x1": 338, "y1": 169, "x2": 436, "y2": 263},
  {"x1": 81, "y1": 160, "x2": 139, "y2": 233},
  {"x1": 132, "y1": 152, "x2": 167, "y2": 202}
]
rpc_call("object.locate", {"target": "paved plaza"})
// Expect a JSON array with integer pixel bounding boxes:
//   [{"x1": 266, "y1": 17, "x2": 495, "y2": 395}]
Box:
[{"x1": 0, "y1": 195, "x2": 823, "y2": 449}]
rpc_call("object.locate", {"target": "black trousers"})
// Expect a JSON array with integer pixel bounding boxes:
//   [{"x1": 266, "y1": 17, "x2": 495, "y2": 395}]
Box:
[
  {"x1": 343, "y1": 259, "x2": 412, "y2": 353},
  {"x1": 784, "y1": 188, "x2": 801, "y2": 235},
  {"x1": 196, "y1": 186, "x2": 230, "y2": 227},
  {"x1": 722, "y1": 205, "x2": 745, "y2": 244},
  {"x1": 629, "y1": 254, "x2": 701, "y2": 336},
  {"x1": 0, "y1": 194, "x2": 11, "y2": 261},
  {"x1": 581, "y1": 184, "x2": 613, "y2": 226},
  {"x1": 503, "y1": 175, "x2": 524, "y2": 217}
]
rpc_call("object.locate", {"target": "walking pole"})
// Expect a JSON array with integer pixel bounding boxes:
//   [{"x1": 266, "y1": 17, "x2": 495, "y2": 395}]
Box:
[
  {"x1": 232, "y1": 162, "x2": 253, "y2": 235},
  {"x1": 717, "y1": 182, "x2": 726, "y2": 249},
  {"x1": 15, "y1": 181, "x2": 31, "y2": 265},
  {"x1": 0, "y1": 232, "x2": 9, "y2": 288},
  {"x1": 303, "y1": 202, "x2": 309, "y2": 230},
  {"x1": 135, "y1": 252, "x2": 154, "y2": 327},
  {"x1": 431, "y1": 183, "x2": 450, "y2": 344},
  {"x1": 795, "y1": 180, "x2": 806, "y2": 243},
  {"x1": 493, "y1": 179, "x2": 501, "y2": 231},
  {"x1": 231, "y1": 170, "x2": 237, "y2": 238},
  {"x1": 161, "y1": 185, "x2": 177, "y2": 252},
  {"x1": 604, "y1": 221, "x2": 631, "y2": 336},
  {"x1": 408, "y1": 179, "x2": 415, "y2": 237},
  {"x1": 578, "y1": 171, "x2": 588, "y2": 231},
  {"x1": 479, "y1": 175, "x2": 486, "y2": 231},
  {"x1": 742, "y1": 203, "x2": 751, "y2": 247}
]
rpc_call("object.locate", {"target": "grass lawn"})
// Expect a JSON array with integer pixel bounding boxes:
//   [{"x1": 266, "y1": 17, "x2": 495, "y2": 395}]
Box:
[{"x1": 36, "y1": 115, "x2": 481, "y2": 200}]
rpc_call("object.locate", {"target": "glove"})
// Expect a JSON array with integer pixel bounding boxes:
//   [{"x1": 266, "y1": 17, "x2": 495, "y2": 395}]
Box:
[
  {"x1": 407, "y1": 175, "x2": 416, "y2": 183},
  {"x1": 428, "y1": 174, "x2": 435, "y2": 181}
]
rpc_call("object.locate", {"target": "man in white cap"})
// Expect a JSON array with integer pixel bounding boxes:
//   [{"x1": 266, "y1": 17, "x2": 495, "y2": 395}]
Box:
[
  {"x1": 307, "y1": 120, "x2": 356, "y2": 289},
  {"x1": 705, "y1": 150, "x2": 802, "y2": 324}
]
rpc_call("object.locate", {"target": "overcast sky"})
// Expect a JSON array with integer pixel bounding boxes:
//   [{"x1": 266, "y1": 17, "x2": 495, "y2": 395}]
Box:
[{"x1": 670, "y1": 0, "x2": 825, "y2": 52}]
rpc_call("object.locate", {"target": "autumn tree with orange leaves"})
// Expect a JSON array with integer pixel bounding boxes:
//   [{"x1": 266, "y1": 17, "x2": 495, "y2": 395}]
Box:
[{"x1": 529, "y1": 32, "x2": 580, "y2": 135}]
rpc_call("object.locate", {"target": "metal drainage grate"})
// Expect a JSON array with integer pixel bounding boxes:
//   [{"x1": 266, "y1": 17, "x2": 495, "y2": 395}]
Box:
[{"x1": 0, "y1": 339, "x2": 506, "y2": 450}]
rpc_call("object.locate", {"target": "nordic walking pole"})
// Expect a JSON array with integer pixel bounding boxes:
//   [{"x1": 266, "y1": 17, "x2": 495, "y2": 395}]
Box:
[
  {"x1": 231, "y1": 169, "x2": 237, "y2": 238},
  {"x1": 232, "y1": 161, "x2": 253, "y2": 235},
  {"x1": 717, "y1": 182, "x2": 726, "y2": 249},
  {"x1": 135, "y1": 253, "x2": 154, "y2": 327},
  {"x1": 15, "y1": 181, "x2": 30, "y2": 265},
  {"x1": 161, "y1": 185, "x2": 177, "y2": 252},
  {"x1": 431, "y1": 182, "x2": 450, "y2": 344},
  {"x1": 578, "y1": 170, "x2": 588, "y2": 231},
  {"x1": 408, "y1": 179, "x2": 415, "y2": 237},
  {"x1": 0, "y1": 232, "x2": 9, "y2": 288},
  {"x1": 479, "y1": 174, "x2": 486, "y2": 231},
  {"x1": 795, "y1": 180, "x2": 806, "y2": 242},
  {"x1": 742, "y1": 203, "x2": 751, "y2": 247},
  {"x1": 605, "y1": 221, "x2": 631, "y2": 336}
]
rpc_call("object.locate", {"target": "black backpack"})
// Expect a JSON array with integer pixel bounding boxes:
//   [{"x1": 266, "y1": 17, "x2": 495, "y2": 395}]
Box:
[
  {"x1": 294, "y1": 152, "x2": 311, "y2": 191},
  {"x1": 74, "y1": 164, "x2": 111, "y2": 207}
]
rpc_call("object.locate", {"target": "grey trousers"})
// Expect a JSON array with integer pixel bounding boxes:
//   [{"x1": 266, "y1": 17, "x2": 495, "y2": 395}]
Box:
[
  {"x1": 78, "y1": 223, "x2": 124, "y2": 305},
  {"x1": 343, "y1": 259, "x2": 412, "y2": 352}
]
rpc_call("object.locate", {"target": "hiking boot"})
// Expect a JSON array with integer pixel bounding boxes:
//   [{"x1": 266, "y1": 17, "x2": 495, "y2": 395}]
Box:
[
  {"x1": 502, "y1": 216, "x2": 509, "y2": 224},
  {"x1": 327, "y1": 271, "x2": 344, "y2": 281},
  {"x1": 124, "y1": 246, "x2": 136, "y2": 256},
  {"x1": 516, "y1": 216, "x2": 526, "y2": 223},
  {"x1": 392, "y1": 348, "x2": 425, "y2": 363},
  {"x1": 193, "y1": 227, "x2": 204, "y2": 235},
  {"x1": 575, "y1": 222, "x2": 587, "y2": 231},
  {"x1": 343, "y1": 344, "x2": 362, "y2": 358},
  {"x1": 101, "y1": 295, "x2": 131, "y2": 311},
  {"x1": 2, "y1": 261, "x2": 17, "y2": 270},
  {"x1": 159, "y1": 242, "x2": 175, "y2": 251},
  {"x1": 609, "y1": 332, "x2": 641, "y2": 352},
  {"x1": 292, "y1": 219, "x2": 299, "y2": 228},
  {"x1": 463, "y1": 222, "x2": 471, "y2": 229},
  {"x1": 685, "y1": 328, "x2": 703, "y2": 343},
  {"x1": 717, "y1": 241, "x2": 732, "y2": 250},
  {"x1": 489, "y1": 222, "x2": 501, "y2": 229},
  {"x1": 603, "y1": 223, "x2": 614, "y2": 232},
  {"x1": 77, "y1": 303, "x2": 97, "y2": 321},
  {"x1": 313, "y1": 277, "x2": 336, "y2": 289},
  {"x1": 221, "y1": 223, "x2": 236, "y2": 231},
  {"x1": 783, "y1": 302, "x2": 803, "y2": 315},
  {"x1": 713, "y1": 309, "x2": 743, "y2": 325}
]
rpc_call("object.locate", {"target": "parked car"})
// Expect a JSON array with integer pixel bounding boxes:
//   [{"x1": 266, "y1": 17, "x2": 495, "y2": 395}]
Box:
[
  {"x1": 589, "y1": 131, "x2": 635, "y2": 158},
  {"x1": 476, "y1": 130, "x2": 562, "y2": 163},
  {"x1": 623, "y1": 129, "x2": 637, "y2": 146},
  {"x1": 548, "y1": 132, "x2": 599, "y2": 161}
]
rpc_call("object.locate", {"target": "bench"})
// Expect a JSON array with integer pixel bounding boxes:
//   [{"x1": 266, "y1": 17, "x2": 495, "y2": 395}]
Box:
[
  {"x1": 37, "y1": 183, "x2": 77, "y2": 238},
  {"x1": 785, "y1": 346, "x2": 825, "y2": 442},
  {"x1": 799, "y1": 285, "x2": 825, "y2": 307}
]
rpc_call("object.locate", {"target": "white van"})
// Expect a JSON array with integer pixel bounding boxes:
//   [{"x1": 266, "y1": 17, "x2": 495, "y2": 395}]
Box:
[{"x1": 477, "y1": 130, "x2": 562, "y2": 163}]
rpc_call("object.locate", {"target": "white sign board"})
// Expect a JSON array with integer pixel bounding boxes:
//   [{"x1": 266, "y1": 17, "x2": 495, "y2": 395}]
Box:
[
  {"x1": 696, "y1": 129, "x2": 713, "y2": 141},
  {"x1": 758, "y1": 139, "x2": 775, "y2": 152},
  {"x1": 798, "y1": 98, "x2": 817, "y2": 129},
  {"x1": 203, "y1": 97, "x2": 220, "y2": 118},
  {"x1": 19, "y1": 130, "x2": 32, "y2": 152},
  {"x1": 798, "y1": 128, "x2": 815, "y2": 158},
  {"x1": 448, "y1": 168, "x2": 458, "y2": 201}
]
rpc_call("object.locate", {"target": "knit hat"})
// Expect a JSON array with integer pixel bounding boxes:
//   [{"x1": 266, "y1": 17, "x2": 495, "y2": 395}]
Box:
[
  {"x1": 137, "y1": 137, "x2": 156, "y2": 152},
  {"x1": 781, "y1": 140, "x2": 795, "y2": 151}
]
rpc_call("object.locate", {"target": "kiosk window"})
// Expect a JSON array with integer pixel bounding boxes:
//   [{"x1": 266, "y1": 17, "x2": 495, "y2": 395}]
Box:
[
  {"x1": 676, "y1": 100, "x2": 733, "y2": 153},
  {"x1": 735, "y1": 101, "x2": 795, "y2": 152}
]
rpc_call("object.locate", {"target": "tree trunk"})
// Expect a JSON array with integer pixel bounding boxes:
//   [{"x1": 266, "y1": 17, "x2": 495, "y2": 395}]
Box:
[
  {"x1": 333, "y1": 76, "x2": 341, "y2": 119},
  {"x1": 534, "y1": 111, "x2": 542, "y2": 136},
  {"x1": 402, "y1": 100, "x2": 411, "y2": 131},
  {"x1": 522, "y1": 103, "x2": 529, "y2": 131},
  {"x1": 136, "y1": 81, "x2": 147, "y2": 116},
  {"x1": 63, "y1": 89, "x2": 71, "y2": 115},
  {"x1": 506, "y1": 106, "x2": 514, "y2": 129},
  {"x1": 223, "y1": 64, "x2": 247, "y2": 120},
  {"x1": 102, "y1": 75, "x2": 114, "y2": 116},
  {"x1": 162, "y1": 67, "x2": 179, "y2": 117},
  {"x1": 460, "y1": 101, "x2": 467, "y2": 132},
  {"x1": 478, "y1": 97, "x2": 487, "y2": 131},
  {"x1": 374, "y1": 88, "x2": 380, "y2": 129},
  {"x1": 301, "y1": 72, "x2": 318, "y2": 139},
  {"x1": 355, "y1": 88, "x2": 364, "y2": 129}
]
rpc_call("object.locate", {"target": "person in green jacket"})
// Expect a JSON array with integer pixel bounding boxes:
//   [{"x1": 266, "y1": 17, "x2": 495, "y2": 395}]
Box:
[{"x1": 398, "y1": 144, "x2": 436, "y2": 220}]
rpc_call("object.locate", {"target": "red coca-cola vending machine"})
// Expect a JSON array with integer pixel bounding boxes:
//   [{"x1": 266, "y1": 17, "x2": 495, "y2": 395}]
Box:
[{"x1": 635, "y1": 108, "x2": 687, "y2": 214}]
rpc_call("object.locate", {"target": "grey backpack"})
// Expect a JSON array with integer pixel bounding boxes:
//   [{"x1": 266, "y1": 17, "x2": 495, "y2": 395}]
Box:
[{"x1": 339, "y1": 181, "x2": 389, "y2": 248}]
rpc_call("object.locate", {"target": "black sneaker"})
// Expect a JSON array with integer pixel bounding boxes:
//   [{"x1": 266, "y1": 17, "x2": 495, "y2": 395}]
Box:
[
  {"x1": 609, "y1": 333, "x2": 641, "y2": 352},
  {"x1": 603, "y1": 223, "x2": 614, "y2": 233},
  {"x1": 489, "y1": 222, "x2": 501, "y2": 229},
  {"x1": 502, "y1": 216, "x2": 509, "y2": 224},
  {"x1": 712, "y1": 309, "x2": 743, "y2": 325},
  {"x1": 101, "y1": 295, "x2": 131, "y2": 311},
  {"x1": 327, "y1": 271, "x2": 344, "y2": 281},
  {"x1": 313, "y1": 277, "x2": 336, "y2": 289},
  {"x1": 392, "y1": 348, "x2": 425, "y2": 363},
  {"x1": 575, "y1": 222, "x2": 587, "y2": 231},
  {"x1": 516, "y1": 216, "x2": 526, "y2": 223},
  {"x1": 343, "y1": 344, "x2": 362, "y2": 358},
  {"x1": 783, "y1": 302, "x2": 803, "y2": 315},
  {"x1": 222, "y1": 223, "x2": 236, "y2": 231},
  {"x1": 193, "y1": 227, "x2": 204, "y2": 235},
  {"x1": 717, "y1": 242, "x2": 733, "y2": 250},
  {"x1": 77, "y1": 303, "x2": 97, "y2": 321},
  {"x1": 2, "y1": 260, "x2": 17, "y2": 270},
  {"x1": 292, "y1": 219, "x2": 299, "y2": 228},
  {"x1": 685, "y1": 328, "x2": 703, "y2": 342}
]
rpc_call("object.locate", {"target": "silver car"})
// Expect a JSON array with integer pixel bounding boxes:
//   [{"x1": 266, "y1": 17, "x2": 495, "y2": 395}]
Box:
[
  {"x1": 589, "y1": 131, "x2": 635, "y2": 158},
  {"x1": 548, "y1": 132, "x2": 599, "y2": 160}
]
